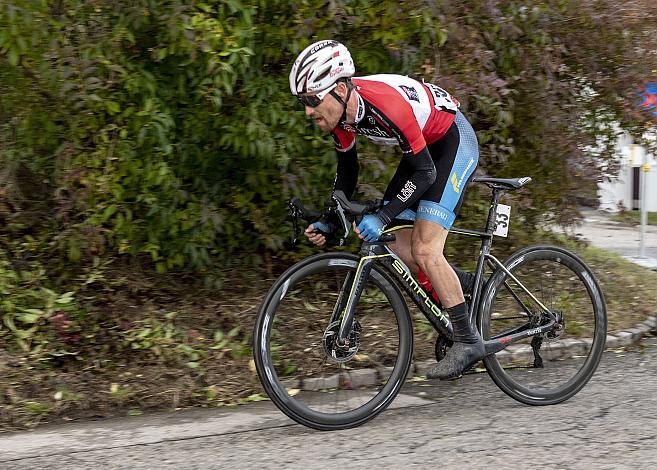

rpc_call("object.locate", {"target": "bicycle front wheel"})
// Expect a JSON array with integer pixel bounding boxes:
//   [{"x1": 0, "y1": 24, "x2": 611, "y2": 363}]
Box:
[
  {"x1": 478, "y1": 245, "x2": 607, "y2": 405},
  {"x1": 253, "y1": 253, "x2": 413, "y2": 430}
]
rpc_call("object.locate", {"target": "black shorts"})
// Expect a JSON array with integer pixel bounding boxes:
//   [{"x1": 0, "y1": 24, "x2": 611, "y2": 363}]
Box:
[{"x1": 383, "y1": 111, "x2": 479, "y2": 230}]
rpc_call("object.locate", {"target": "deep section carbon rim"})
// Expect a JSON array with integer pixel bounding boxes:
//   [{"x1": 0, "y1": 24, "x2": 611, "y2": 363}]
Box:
[
  {"x1": 479, "y1": 246, "x2": 607, "y2": 405},
  {"x1": 253, "y1": 253, "x2": 413, "y2": 430}
]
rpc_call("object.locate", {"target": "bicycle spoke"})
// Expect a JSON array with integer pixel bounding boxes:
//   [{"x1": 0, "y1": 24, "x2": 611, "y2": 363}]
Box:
[
  {"x1": 480, "y1": 247, "x2": 606, "y2": 405},
  {"x1": 258, "y1": 259, "x2": 409, "y2": 421}
]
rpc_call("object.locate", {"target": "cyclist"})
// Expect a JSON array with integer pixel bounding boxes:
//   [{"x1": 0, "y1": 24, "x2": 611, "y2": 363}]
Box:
[{"x1": 291, "y1": 40, "x2": 481, "y2": 380}]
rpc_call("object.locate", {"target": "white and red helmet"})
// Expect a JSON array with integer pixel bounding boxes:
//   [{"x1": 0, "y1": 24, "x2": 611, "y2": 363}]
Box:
[{"x1": 289, "y1": 40, "x2": 355, "y2": 95}]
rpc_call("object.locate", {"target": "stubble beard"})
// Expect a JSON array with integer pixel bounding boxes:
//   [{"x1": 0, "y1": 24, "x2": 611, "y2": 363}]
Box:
[{"x1": 319, "y1": 113, "x2": 340, "y2": 132}]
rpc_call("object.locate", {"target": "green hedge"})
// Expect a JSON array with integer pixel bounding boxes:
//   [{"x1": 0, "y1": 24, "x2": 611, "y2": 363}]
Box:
[{"x1": 1, "y1": 0, "x2": 654, "y2": 273}]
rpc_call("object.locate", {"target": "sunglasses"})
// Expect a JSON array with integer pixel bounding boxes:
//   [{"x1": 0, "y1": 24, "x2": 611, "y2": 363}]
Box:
[{"x1": 297, "y1": 83, "x2": 337, "y2": 107}]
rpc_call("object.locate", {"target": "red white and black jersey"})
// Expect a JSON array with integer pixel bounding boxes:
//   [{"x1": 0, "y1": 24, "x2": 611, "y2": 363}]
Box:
[{"x1": 331, "y1": 74, "x2": 460, "y2": 156}]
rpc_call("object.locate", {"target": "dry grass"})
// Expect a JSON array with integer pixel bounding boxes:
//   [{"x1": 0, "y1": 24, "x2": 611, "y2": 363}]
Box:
[{"x1": 1, "y1": 241, "x2": 655, "y2": 431}]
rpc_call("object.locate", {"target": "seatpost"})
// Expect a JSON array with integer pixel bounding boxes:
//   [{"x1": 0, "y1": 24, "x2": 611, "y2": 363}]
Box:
[{"x1": 484, "y1": 188, "x2": 505, "y2": 234}]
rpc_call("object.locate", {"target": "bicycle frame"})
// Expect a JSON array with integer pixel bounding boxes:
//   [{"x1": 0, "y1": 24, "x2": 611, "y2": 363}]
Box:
[{"x1": 334, "y1": 187, "x2": 558, "y2": 356}]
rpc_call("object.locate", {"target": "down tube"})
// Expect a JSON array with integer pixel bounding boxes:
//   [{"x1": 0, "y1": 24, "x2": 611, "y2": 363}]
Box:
[{"x1": 378, "y1": 255, "x2": 453, "y2": 338}]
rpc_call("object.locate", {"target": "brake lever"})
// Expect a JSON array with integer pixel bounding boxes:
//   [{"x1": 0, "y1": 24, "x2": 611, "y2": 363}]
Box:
[
  {"x1": 289, "y1": 198, "x2": 302, "y2": 245},
  {"x1": 331, "y1": 191, "x2": 394, "y2": 244},
  {"x1": 330, "y1": 196, "x2": 350, "y2": 246},
  {"x1": 289, "y1": 194, "x2": 391, "y2": 247}
]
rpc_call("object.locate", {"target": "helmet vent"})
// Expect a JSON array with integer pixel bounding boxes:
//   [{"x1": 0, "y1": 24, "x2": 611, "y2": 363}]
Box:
[{"x1": 314, "y1": 67, "x2": 331, "y2": 83}]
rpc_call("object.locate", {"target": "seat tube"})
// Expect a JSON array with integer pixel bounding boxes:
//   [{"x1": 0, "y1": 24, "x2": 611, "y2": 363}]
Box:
[
  {"x1": 470, "y1": 236, "x2": 491, "y2": 319},
  {"x1": 469, "y1": 188, "x2": 503, "y2": 318}
]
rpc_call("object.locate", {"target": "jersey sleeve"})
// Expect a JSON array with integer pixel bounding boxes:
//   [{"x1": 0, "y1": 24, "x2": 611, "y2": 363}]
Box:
[
  {"x1": 331, "y1": 127, "x2": 356, "y2": 152},
  {"x1": 333, "y1": 144, "x2": 359, "y2": 200}
]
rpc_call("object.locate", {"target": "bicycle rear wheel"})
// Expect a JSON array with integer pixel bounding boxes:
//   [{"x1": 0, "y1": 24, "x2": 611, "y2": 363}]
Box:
[
  {"x1": 253, "y1": 253, "x2": 413, "y2": 430},
  {"x1": 478, "y1": 245, "x2": 607, "y2": 405}
]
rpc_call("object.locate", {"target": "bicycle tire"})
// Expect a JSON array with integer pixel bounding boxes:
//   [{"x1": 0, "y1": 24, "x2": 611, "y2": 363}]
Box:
[
  {"x1": 253, "y1": 252, "x2": 413, "y2": 430},
  {"x1": 477, "y1": 245, "x2": 607, "y2": 405}
]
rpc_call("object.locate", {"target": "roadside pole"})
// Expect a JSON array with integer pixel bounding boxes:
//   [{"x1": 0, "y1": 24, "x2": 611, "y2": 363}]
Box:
[
  {"x1": 635, "y1": 82, "x2": 657, "y2": 262},
  {"x1": 639, "y1": 161, "x2": 646, "y2": 258}
]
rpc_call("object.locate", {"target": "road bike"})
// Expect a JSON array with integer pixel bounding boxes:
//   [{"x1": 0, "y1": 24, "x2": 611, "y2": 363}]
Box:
[{"x1": 253, "y1": 176, "x2": 607, "y2": 430}]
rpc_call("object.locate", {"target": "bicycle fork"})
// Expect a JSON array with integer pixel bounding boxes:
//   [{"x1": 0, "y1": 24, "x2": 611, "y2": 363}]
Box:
[{"x1": 332, "y1": 254, "x2": 378, "y2": 346}]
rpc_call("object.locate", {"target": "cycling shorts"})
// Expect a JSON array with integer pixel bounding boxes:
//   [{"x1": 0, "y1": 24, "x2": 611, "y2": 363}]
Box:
[{"x1": 383, "y1": 111, "x2": 479, "y2": 230}]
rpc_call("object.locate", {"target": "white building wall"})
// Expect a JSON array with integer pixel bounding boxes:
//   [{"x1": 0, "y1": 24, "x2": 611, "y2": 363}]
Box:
[
  {"x1": 599, "y1": 166, "x2": 631, "y2": 211},
  {"x1": 598, "y1": 141, "x2": 657, "y2": 212}
]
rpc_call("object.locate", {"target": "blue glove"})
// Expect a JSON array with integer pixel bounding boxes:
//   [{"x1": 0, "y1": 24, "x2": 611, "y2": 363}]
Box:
[
  {"x1": 311, "y1": 221, "x2": 335, "y2": 235},
  {"x1": 357, "y1": 214, "x2": 385, "y2": 242}
]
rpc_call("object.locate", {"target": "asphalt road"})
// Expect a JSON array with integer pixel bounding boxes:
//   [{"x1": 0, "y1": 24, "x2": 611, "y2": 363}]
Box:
[
  {"x1": 2, "y1": 210, "x2": 655, "y2": 469},
  {"x1": 573, "y1": 209, "x2": 657, "y2": 269},
  {"x1": 2, "y1": 338, "x2": 657, "y2": 469}
]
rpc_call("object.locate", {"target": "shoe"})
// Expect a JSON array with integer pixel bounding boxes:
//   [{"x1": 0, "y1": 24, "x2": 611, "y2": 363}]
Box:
[{"x1": 426, "y1": 336, "x2": 485, "y2": 380}]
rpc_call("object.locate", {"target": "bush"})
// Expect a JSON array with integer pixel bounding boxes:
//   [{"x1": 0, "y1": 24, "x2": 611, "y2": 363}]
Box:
[{"x1": 1, "y1": 1, "x2": 655, "y2": 356}]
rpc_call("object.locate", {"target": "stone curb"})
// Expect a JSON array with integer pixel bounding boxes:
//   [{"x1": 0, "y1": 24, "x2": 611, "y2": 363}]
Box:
[
  {"x1": 287, "y1": 315, "x2": 657, "y2": 391},
  {"x1": 623, "y1": 256, "x2": 657, "y2": 272}
]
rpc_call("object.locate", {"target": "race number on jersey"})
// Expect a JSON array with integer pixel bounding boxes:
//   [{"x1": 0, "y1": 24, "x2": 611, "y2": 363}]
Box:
[{"x1": 424, "y1": 82, "x2": 460, "y2": 113}]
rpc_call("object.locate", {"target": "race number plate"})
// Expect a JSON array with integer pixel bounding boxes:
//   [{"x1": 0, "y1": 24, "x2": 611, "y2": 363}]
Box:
[{"x1": 493, "y1": 204, "x2": 511, "y2": 237}]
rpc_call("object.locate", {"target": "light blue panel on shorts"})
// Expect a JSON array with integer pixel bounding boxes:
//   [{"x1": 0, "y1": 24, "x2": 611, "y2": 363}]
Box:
[
  {"x1": 416, "y1": 111, "x2": 479, "y2": 230},
  {"x1": 381, "y1": 203, "x2": 416, "y2": 221},
  {"x1": 416, "y1": 201, "x2": 456, "y2": 229}
]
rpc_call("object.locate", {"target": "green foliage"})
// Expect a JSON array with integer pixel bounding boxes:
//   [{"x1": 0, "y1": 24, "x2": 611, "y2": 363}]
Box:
[
  {"x1": 2, "y1": 0, "x2": 653, "y2": 275},
  {"x1": 1, "y1": 0, "x2": 655, "y2": 361},
  {"x1": 22, "y1": 401, "x2": 51, "y2": 416},
  {"x1": 611, "y1": 210, "x2": 657, "y2": 226},
  {"x1": 121, "y1": 312, "x2": 249, "y2": 368},
  {"x1": 0, "y1": 243, "x2": 84, "y2": 355}
]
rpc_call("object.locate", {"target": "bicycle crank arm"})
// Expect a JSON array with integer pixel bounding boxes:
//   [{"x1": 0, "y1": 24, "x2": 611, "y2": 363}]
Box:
[{"x1": 483, "y1": 319, "x2": 557, "y2": 355}]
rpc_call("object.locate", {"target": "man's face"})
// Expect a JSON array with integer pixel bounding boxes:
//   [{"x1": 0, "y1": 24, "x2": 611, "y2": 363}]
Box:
[{"x1": 301, "y1": 83, "x2": 346, "y2": 132}]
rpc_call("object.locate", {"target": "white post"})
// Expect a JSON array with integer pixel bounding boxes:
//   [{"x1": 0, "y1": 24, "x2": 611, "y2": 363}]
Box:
[{"x1": 639, "y1": 158, "x2": 648, "y2": 258}]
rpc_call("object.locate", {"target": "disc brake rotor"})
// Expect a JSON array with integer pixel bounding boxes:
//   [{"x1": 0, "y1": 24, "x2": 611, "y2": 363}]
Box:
[{"x1": 323, "y1": 320, "x2": 362, "y2": 363}]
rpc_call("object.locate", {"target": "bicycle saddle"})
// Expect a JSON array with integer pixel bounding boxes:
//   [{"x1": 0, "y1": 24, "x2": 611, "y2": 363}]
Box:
[{"x1": 472, "y1": 176, "x2": 532, "y2": 190}]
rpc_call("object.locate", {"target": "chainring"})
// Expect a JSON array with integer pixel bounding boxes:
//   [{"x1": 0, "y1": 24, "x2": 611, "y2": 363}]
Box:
[{"x1": 434, "y1": 333, "x2": 453, "y2": 363}]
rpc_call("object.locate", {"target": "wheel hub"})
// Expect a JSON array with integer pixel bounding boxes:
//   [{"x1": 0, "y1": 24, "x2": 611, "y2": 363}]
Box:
[
  {"x1": 528, "y1": 309, "x2": 565, "y2": 340},
  {"x1": 546, "y1": 310, "x2": 565, "y2": 340},
  {"x1": 323, "y1": 320, "x2": 362, "y2": 363}
]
